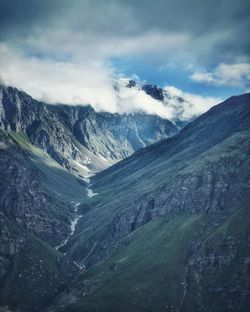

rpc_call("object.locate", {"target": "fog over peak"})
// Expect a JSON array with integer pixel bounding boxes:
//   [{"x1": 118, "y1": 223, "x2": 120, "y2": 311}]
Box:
[{"x1": 0, "y1": 0, "x2": 249, "y2": 119}]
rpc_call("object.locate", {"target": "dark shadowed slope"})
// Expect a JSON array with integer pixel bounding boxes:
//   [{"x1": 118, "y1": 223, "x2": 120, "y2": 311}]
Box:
[{"x1": 0, "y1": 130, "x2": 84, "y2": 311}]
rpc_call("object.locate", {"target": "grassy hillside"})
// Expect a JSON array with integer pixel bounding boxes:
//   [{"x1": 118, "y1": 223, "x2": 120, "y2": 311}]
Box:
[
  {"x1": 64, "y1": 214, "x2": 208, "y2": 312},
  {"x1": 66, "y1": 128, "x2": 250, "y2": 266},
  {"x1": 58, "y1": 197, "x2": 250, "y2": 312}
]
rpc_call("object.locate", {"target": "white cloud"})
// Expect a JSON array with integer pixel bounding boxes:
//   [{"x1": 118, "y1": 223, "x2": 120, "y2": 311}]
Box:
[
  {"x1": 164, "y1": 86, "x2": 221, "y2": 120},
  {"x1": 190, "y1": 63, "x2": 250, "y2": 87},
  {"x1": 115, "y1": 84, "x2": 174, "y2": 119},
  {"x1": 0, "y1": 43, "x2": 221, "y2": 121},
  {"x1": 0, "y1": 43, "x2": 118, "y2": 111},
  {"x1": 0, "y1": 43, "x2": 175, "y2": 119}
]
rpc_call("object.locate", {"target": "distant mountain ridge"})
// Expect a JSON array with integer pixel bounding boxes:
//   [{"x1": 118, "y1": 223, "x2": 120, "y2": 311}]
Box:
[{"x1": 0, "y1": 85, "x2": 179, "y2": 176}]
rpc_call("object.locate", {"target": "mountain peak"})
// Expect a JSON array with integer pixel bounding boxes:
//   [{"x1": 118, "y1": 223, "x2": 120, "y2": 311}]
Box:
[
  {"x1": 114, "y1": 77, "x2": 138, "y2": 90},
  {"x1": 142, "y1": 84, "x2": 164, "y2": 101}
]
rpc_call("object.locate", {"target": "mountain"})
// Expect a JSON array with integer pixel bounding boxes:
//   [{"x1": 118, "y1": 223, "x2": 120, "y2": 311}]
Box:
[
  {"x1": 0, "y1": 84, "x2": 179, "y2": 311},
  {"x1": 47, "y1": 93, "x2": 250, "y2": 312},
  {"x1": 0, "y1": 85, "x2": 179, "y2": 176},
  {"x1": 0, "y1": 84, "x2": 249, "y2": 312}
]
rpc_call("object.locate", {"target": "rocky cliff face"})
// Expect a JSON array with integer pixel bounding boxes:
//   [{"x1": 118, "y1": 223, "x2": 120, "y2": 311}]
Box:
[
  {"x1": 0, "y1": 212, "x2": 25, "y2": 282},
  {"x1": 0, "y1": 131, "x2": 82, "y2": 311},
  {"x1": 185, "y1": 209, "x2": 250, "y2": 312},
  {"x1": 0, "y1": 131, "x2": 73, "y2": 245},
  {"x1": 49, "y1": 104, "x2": 178, "y2": 162},
  {"x1": 0, "y1": 85, "x2": 179, "y2": 176}
]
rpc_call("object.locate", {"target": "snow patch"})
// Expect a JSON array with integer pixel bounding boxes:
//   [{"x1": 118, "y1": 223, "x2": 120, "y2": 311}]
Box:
[
  {"x1": 86, "y1": 187, "x2": 98, "y2": 198},
  {"x1": 75, "y1": 162, "x2": 91, "y2": 173}
]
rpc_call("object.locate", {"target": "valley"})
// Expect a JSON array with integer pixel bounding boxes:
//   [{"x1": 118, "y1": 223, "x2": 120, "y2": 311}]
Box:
[
  {"x1": 55, "y1": 202, "x2": 82, "y2": 252},
  {"x1": 1, "y1": 0, "x2": 249, "y2": 311},
  {"x1": 0, "y1": 86, "x2": 250, "y2": 312}
]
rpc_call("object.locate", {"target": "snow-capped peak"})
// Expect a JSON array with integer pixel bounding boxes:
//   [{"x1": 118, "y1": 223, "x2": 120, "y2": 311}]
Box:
[{"x1": 114, "y1": 77, "x2": 138, "y2": 91}]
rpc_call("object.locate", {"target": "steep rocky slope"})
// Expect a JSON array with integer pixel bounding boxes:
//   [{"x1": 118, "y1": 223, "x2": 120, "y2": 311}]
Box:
[
  {"x1": 0, "y1": 130, "x2": 86, "y2": 311},
  {"x1": 48, "y1": 93, "x2": 250, "y2": 312},
  {"x1": 0, "y1": 85, "x2": 179, "y2": 176},
  {"x1": 49, "y1": 104, "x2": 178, "y2": 163}
]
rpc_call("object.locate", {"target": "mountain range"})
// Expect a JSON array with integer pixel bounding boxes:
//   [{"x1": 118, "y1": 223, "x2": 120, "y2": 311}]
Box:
[
  {"x1": 0, "y1": 84, "x2": 249, "y2": 312},
  {"x1": 0, "y1": 84, "x2": 180, "y2": 176}
]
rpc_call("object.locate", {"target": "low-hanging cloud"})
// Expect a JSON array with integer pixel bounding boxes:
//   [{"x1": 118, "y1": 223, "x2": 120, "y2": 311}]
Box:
[
  {"x1": 164, "y1": 86, "x2": 221, "y2": 120},
  {"x1": 115, "y1": 83, "x2": 174, "y2": 119},
  {"x1": 0, "y1": 43, "x2": 118, "y2": 111},
  {"x1": 0, "y1": 43, "x2": 220, "y2": 120}
]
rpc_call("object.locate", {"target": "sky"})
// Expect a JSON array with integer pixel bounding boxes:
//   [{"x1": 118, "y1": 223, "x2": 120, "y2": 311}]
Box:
[{"x1": 0, "y1": 0, "x2": 249, "y2": 119}]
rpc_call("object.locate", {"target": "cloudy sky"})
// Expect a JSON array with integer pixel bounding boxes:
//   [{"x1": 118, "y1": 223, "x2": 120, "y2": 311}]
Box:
[{"x1": 0, "y1": 0, "x2": 249, "y2": 119}]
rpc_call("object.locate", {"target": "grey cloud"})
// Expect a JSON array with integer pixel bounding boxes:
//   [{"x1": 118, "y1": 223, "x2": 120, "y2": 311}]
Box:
[
  {"x1": 1, "y1": 0, "x2": 249, "y2": 67},
  {"x1": 1, "y1": 0, "x2": 249, "y2": 56},
  {"x1": 0, "y1": 0, "x2": 64, "y2": 39},
  {"x1": 0, "y1": 0, "x2": 249, "y2": 111},
  {"x1": 2, "y1": 0, "x2": 249, "y2": 34}
]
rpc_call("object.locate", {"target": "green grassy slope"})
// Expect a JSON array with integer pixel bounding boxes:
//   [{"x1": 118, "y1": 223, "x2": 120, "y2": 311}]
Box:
[
  {"x1": 64, "y1": 214, "x2": 208, "y2": 312},
  {"x1": 66, "y1": 92, "x2": 250, "y2": 239},
  {"x1": 59, "y1": 197, "x2": 250, "y2": 312}
]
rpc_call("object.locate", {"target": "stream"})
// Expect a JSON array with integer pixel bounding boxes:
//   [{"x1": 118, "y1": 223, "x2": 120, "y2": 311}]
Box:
[
  {"x1": 55, "y1": 202, "x2": 82, "y2": 251},
  {"x1": 55, "y1": 179, "x2": 98, "y2": 252}
]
